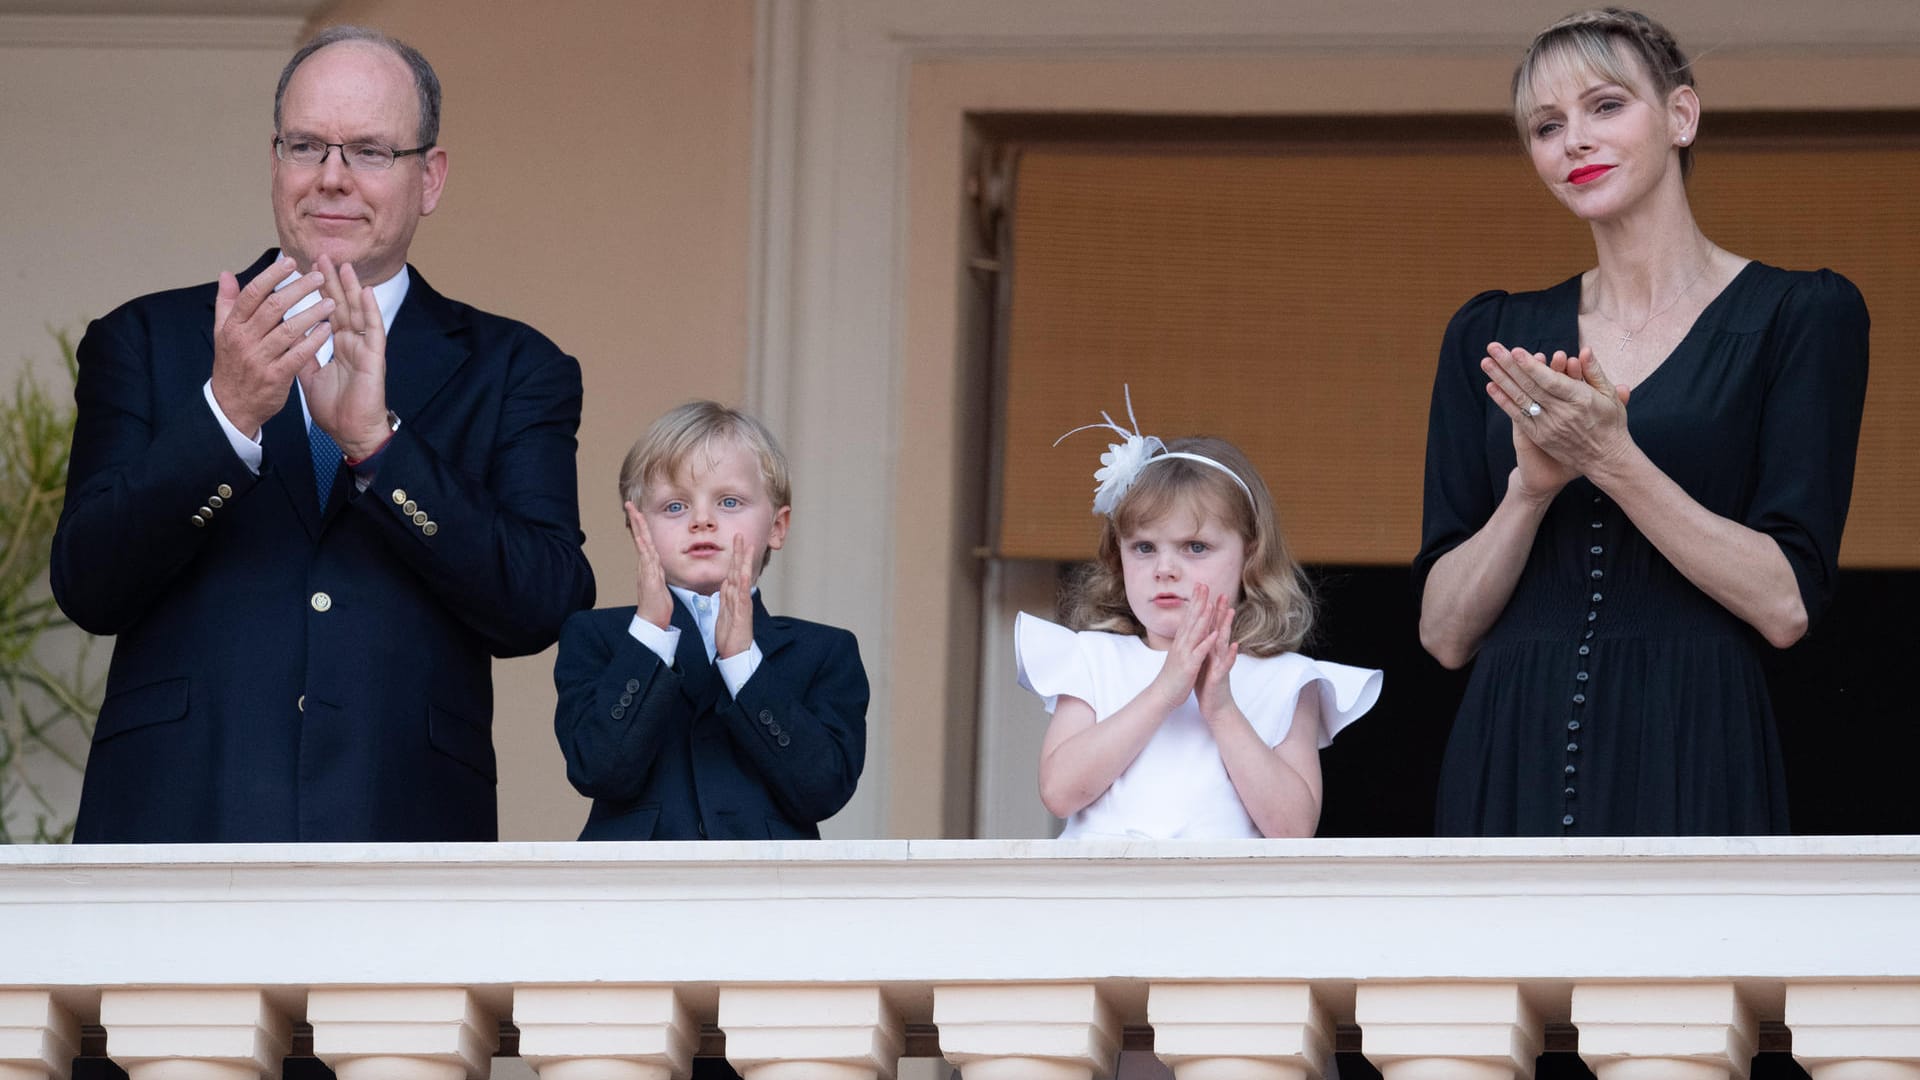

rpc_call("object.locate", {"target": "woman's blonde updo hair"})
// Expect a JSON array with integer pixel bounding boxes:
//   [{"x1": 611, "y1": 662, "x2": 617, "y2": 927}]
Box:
[
  {"x1": 1058, "y1": 436, "x2": 1315, "y2": 657},
  {"x1": 1512, "y1": 7, "x2": 1697, "y2": 178}
]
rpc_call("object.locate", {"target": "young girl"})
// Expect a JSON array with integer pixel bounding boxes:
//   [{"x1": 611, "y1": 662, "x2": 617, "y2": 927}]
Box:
[{"x1": 1018, "y1": 394, "x2": 1382, "y2": 839}]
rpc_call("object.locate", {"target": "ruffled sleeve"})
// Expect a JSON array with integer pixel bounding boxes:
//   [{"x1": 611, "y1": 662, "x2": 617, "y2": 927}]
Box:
[
  {"x1": 1014, "y1": 612, "x2": 1097, "y2": 714},
  {"x1": 1302, "y1": 659, "x2": 1384, "y2": 747}
]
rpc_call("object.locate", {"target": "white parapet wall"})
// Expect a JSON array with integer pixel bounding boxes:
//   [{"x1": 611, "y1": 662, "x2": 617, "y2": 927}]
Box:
[{"x1": 2, "y1": 838, "x2": 1919, "y2": 1080}]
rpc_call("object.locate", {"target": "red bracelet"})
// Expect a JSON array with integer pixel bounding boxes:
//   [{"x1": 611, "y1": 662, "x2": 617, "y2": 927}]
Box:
[
  {"x1": 343, "y1": 410, "x2": 402, "y2": 467},
  {"x1": 342, "y1": 431, "x2": 394, "y2": 468}
]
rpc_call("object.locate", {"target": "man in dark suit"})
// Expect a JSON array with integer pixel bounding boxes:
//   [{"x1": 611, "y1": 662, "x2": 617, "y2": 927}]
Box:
[
  {"x1": 50, "y1": 25, "x2": 595, "y2": 842},
  {"x1": 553, "y1": 402, "x2": 866, "y2": 840}
]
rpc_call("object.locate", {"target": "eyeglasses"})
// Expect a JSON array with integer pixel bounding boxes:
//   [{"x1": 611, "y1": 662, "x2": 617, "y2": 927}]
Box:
[{"x1": 273, "y1": 135, "x2": 433, "y2": 172}]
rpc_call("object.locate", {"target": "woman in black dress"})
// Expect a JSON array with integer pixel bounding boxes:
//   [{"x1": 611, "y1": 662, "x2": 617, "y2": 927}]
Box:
[{"x1": 1415, "y1": 8, "x2": 1870, "y2": 836}]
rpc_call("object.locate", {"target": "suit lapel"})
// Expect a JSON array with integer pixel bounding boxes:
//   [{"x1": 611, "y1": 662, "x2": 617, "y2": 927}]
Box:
[
  {"x1": 263, "y1": 384, "x2": 324, "y2": 539},
  {"x1": 670, "y1": 595, "x2": 723, "y2": 712},
  {"x1": 382, "y1": 267, "x2": 469, "y2": 424},
  {"x1": 751, "y1": 594, "x2": 794, "y2": 662}
]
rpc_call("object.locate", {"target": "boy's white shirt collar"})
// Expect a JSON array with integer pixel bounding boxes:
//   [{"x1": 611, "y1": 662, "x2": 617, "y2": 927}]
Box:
[{"x1": 626, "y1": 584, "x2": 764, "y2": 698}]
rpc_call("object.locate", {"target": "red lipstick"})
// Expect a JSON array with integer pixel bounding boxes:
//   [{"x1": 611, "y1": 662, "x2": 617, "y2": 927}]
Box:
[{"x1": 1568, "y1": 164, "x2": 1615, "y2": 185}]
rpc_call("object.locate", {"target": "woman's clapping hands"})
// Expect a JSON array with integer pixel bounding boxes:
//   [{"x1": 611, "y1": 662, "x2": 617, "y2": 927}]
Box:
[{"x1": 1482, "y1": 343, "x2": 1634, "y2": 499}]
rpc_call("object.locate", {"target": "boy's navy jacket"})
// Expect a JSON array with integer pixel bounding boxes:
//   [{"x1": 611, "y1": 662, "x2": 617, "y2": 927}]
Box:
[{"x1": 553, "y1": 595, "x2": 867, "y2": 840}]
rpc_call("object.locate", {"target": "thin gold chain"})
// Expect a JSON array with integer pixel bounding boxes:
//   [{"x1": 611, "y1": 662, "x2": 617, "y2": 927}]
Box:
[{"x1": 1592, "y1": 259, "x2": 1711, "y2": 350}]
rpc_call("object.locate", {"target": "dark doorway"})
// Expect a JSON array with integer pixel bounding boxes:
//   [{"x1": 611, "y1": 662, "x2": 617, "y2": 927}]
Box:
[{"x1": 1313, "y1": 566, "x2": 1919, "y2": 837}]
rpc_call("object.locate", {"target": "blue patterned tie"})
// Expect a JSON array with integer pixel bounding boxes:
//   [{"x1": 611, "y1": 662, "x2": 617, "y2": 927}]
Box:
[{"x1": 308, "y1": 422, "x2": 342, "y2": 510}]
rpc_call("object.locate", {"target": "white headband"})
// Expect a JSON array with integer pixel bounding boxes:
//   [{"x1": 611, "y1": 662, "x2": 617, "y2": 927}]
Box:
[{"x1": 1054, "y1": 385, "x2": 1256, "y2": 516}]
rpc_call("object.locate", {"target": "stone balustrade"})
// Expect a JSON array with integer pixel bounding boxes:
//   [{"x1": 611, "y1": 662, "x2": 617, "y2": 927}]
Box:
[{"x1": 2, "y1": 838, "x2": 1918, "y2": 1080}]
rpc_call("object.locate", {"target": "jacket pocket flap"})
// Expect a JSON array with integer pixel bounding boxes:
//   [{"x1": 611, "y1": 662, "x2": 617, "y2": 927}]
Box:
[
  {"x1": 93, "y1": 677, "x2": 190, "y2": 742},
  {"x1": 428, "y1": 703, "x2": 497, "y2": 781}
]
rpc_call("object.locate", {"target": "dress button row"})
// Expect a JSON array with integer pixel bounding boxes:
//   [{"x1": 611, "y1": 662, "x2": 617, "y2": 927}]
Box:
[{"x1": 1567, "y1": 523, "x2": 1605, "y2": 835}]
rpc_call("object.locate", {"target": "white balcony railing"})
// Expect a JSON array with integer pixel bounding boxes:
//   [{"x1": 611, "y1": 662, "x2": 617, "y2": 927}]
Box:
[{"x1": 3, "y1": 838, "x2": 1919, "y2": 1080}]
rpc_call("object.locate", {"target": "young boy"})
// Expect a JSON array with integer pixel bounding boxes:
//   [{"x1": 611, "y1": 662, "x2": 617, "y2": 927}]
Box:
[{"x1": 554, "y1": 402, "x2": 867, "y2": 840}]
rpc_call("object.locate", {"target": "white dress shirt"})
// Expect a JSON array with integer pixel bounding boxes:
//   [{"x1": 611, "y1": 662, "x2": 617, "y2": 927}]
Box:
[
  {"x1": 627, "y1": 585, "x2": 763, "y2": 699},
  {"x1": 202, "y1": 255, "x2": 410, "y2": 474}
]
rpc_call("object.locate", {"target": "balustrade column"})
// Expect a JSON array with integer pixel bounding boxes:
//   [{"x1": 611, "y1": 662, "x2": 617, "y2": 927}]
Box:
[
  {"x1": 516, "y1": 986, "x2": 697, "y2": 1080},
  {"x1": 718, "y1": 986, "x2": 903, "y2": 1080},
  {"x1": 1353, "y1": 981, "x2": 1542, "y2": 1080},
  {"x1": 95, "y1": 989, "x2": 289, "y2": 1080},
  {"x1": 1787, "y1": 982, "x2": 1920, "y2": 1080},
  {"x1": 935, "y1": 983, "x2": 1120, "y2": 1080},
  {"x1": 1572, "y1": 982, "x2": 1755, "y2": 1080},
  {"x1": 0, "y1": 991, "x2": 78, "y2": 1080},
  {"x1": 1147, "y1": 982, "x2": 1333, "y2": 1080},
  {"x1": 307, "y1": 987, "x2": 496, "y2": 1080}
]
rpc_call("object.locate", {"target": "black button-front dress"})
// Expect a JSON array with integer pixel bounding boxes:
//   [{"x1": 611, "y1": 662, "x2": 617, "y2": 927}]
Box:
[{"x1": 1415, "y1": 262, "x2": 1870, "y2": 836}]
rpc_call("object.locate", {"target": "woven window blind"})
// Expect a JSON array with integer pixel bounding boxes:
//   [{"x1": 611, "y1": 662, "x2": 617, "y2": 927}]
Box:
[{"x1": 995, "y1": 122, "x2": 1919, "y2": 567}]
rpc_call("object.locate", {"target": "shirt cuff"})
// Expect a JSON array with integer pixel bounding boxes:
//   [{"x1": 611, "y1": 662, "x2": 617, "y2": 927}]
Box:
[
  {"x1": 717, "y1": 642, "x2": 762, "y2": 699},
  {"x1": 346, "y1": 437, "x2": 393, "y2": 491},
  {"x1": 627, "y1": 612, "x2": 681, "y2": 667},
  {"x1": 202, "y1": 379, "x2": 264, "y2": 475}
]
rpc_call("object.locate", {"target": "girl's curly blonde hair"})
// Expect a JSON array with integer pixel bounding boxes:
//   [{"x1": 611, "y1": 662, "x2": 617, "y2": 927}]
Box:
[{"x1": 1058, "y1": 436, "x2": 1314, "y2": 656}]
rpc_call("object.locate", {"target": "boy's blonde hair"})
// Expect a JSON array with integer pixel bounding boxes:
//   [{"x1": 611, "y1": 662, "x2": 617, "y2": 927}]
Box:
[
  {"x1": 1059, "y1": 436, "x2": 1314, "y2": 656},
  {"x1": 1512, "y1": 8, "x2": 1697, "y2": 178},
  {"x1": 619, "y1": 401, "x2": 792, "y2": 567}
]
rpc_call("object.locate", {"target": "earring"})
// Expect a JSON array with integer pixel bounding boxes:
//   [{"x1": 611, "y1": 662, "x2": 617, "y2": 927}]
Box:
[{"x1": 1678, "y1": 134, "x2": 1691, "y2": 145}]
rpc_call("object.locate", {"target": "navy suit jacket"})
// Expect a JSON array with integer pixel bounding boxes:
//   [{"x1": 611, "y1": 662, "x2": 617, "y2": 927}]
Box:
[
  {"x1": 553, "y1": 597, "x2": 867, "y2": 840},
  {"x1": 52, "y1": 250, "x2": 596, "y2": 842}
]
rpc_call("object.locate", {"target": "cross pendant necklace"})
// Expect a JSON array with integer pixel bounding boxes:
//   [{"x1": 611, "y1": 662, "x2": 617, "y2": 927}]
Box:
[{"x1": 1598, "y1": 258, "x2": 1711, "y2": 352}]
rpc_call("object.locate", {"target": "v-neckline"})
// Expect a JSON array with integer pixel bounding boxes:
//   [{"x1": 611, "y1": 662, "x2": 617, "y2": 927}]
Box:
[{"x1": 1563, "y1": 259, "x2": 1759, "y2": 401}]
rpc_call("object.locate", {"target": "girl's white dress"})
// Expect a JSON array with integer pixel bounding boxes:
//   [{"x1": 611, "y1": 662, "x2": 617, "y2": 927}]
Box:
[{"x1": 1015, "y1": 612, "x2": 1384, "y2": 839}]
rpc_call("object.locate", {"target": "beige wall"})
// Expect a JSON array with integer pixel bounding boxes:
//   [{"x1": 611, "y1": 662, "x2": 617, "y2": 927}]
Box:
[
  {"x1": 4, "y1": 2, "x2": 757, "y2": 841},
  {"x1": 0, "y1": 39, "x2": 288, "y2": 378}
]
